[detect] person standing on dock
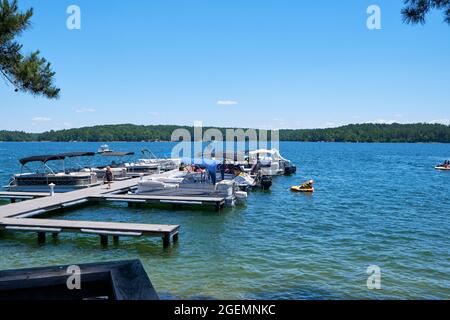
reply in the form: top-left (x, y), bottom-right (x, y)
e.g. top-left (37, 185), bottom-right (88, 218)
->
top-left (105, 166), bottom-right (113, 189)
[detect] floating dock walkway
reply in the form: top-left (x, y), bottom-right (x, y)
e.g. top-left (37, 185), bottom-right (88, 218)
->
top-left (0, 191), bottom-right (48, 201)
top-left (0, 218), bottom-right (179, 247)
top-left (0, 177), bottom-right (181, 248)
top-left (0, 177), bottom-right (142, 219)
top-left (94, 194), bottom-right (225, 209)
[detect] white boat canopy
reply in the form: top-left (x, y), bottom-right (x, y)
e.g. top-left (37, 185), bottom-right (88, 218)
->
top-left (248, 149), bottom-right (287, 161)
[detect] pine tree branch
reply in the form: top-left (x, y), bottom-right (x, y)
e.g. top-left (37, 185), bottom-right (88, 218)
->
top-left (0, 0), bottom-right (59, 98)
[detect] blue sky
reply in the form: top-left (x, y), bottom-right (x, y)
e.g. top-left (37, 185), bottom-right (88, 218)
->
top-left (0, 0), bottom-right (449, 132)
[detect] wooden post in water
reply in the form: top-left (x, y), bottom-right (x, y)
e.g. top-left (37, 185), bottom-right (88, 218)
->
top-left (173, 233), bottom-right (179, 243)
top-left (162, 234), bottom-right (170, 248)
top-left (37, 232), bottom-right (46, 244)
top-left (100, 235), bottom-right (108, 246)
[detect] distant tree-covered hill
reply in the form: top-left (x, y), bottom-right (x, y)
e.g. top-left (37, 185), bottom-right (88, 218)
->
top-left (0, 123), bottom-right (449, 143)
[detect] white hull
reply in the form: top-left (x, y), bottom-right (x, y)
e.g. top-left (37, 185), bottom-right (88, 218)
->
top-left (136, 171), bottom-right (246, 207)
top-left (248, 149), bottom-right (296, 176)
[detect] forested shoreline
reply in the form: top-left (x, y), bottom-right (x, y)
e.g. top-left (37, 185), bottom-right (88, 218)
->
top-left (1, 123), bottom-right (450, 143)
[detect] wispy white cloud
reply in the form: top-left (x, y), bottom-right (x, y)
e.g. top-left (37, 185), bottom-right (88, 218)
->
top-left (76, 108), bottom-right (96, 113)
top-left (148, 111), bottom-right (160, 117)
top-left (217, 100), bottom-right (238, 106)
top-left (32, 117), bottom-right (51, 123)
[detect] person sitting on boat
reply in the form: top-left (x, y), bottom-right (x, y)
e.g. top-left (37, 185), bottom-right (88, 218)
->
top-left (300, 180), bottom-right (314, 190)
top-left (105, 166), bottom-right (113, 189)
top-left (233, 167), bottom-right (243, 176)
top-left (195, 166), bottom-right (205, 173)
top-left (439, 160), bottom-right (449, 168)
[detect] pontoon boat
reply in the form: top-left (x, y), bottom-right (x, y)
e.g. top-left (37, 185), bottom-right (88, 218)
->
top-left (5, 152), bottom-right (100, 192)
top-left (136, 159), bottom-right (247, 207)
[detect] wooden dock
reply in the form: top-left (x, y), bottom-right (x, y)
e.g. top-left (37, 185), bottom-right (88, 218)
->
top-left (0, 217), bottom-right (179, 247)
top-left (0, 178), bottom-right (142, 219)
top-left (0, 177), bottom-right (180, 248)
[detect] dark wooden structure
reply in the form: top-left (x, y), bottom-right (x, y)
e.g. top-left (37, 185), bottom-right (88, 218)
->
top-left (0, 260), bottom-right (159, 300)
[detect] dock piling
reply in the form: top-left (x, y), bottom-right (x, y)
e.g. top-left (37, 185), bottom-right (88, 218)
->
top-left (100, 235), bottom-right (108, 246)
top-left (37, 232), bottom-right (46, 244)
top-left (162, 234), bottom-right (170, 248)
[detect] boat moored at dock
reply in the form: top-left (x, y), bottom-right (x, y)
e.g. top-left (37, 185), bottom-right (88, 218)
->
top-left (139, 148), bottom-right (181, 172)
top-left (98, 151), bottom-right (161, 177)
top-left (248, 149), bottom-right (296, 176)
top-left (4, 152), bottom-right (100, 193)
top-left (217, 163), bottom-right (272, 191)
top-left (136, 159), bottom-right (248, 207)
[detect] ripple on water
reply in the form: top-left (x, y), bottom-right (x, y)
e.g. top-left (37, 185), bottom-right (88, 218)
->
top-left (0, 142), bottom-right (449, 299)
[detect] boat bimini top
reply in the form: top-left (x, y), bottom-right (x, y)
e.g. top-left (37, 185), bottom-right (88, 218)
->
top-left (19, 152), bottom-right (96, 174)
top-left (19, 152), bottom-right (96, 166)
top-left (248, 149), bottom-right (288, 161)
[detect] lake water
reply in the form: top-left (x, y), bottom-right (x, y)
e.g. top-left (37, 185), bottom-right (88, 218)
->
top-left (0, 142), bottom-right (449, 299)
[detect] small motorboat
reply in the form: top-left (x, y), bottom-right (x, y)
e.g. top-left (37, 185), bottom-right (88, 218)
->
top-left (136, 170), bottom-right (246, 207)
top-left (217, 163), bottom-right (272, 191)
top-left (97, 144), bottom-right (113, 154)
top-left (140, 149), bottom-right (181, 172)
top-left (98, 151), bottom-right (161, 177)
top-left (435, 160), bottom-right (450, 171)
top-left (291, 180), bottom-right (314, 193)
top-left (247, 149), bottom-right (297, 176)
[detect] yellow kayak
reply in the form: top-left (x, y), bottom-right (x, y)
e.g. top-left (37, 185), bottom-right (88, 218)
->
top-left (291, 186), bottom-right (314, 193)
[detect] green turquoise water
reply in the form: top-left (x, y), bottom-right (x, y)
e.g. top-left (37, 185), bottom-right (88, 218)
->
top-left (0, 142), bottom-right (449, 299)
